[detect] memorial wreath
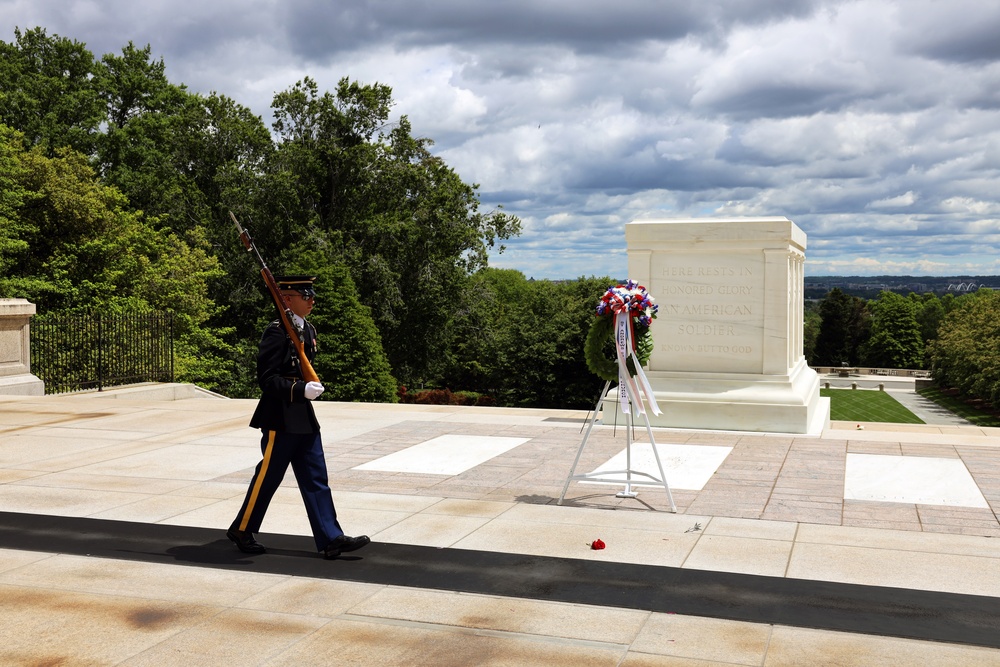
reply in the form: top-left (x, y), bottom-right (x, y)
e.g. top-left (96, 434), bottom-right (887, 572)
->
top-left (585, 280), bottom-right (658, 382)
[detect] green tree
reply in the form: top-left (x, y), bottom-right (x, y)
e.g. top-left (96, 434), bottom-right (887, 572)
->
top-left (803, 301), bottom-right (821, 362)
top-left (90, 42), bottom-right (279, 395)
top-left (1, 31), bottom-right (524, 403)
top-left (0, 27), bottom-right (105, 154)
top-left (436, 271), bottom-right (611, 409)
top-left (812, 288), bottom-right (870, 366)
top-left (94, 42), bottom-right (197, 216)
top-left (278, 242), bottom-right (397, 402)
top-left (537, 277), bottom-right (614, 409)
top-left (3, 142), bottom-right (148, 307)
top-left (0, 129), bottom-right (230, 389)
top-left (927, 289), bottom-right (1000, 408)
top-left (908, 292), bottom-right (945, 350)
top-left (94, 42), bottom-right (275, 248)
top-left (493, 275), bottom-right (609, 408)
top-left (859, 290), bottom-right (924, 369)
top-left (265, 77), bottom-right (520, 386)
top-left (437, 267), bottom-right (521, 397)
top-left (0, 125), bottom-right (31, 278)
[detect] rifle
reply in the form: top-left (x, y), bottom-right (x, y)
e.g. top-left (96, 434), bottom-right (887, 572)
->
top-left (230, 211), bottom-right (321, 383)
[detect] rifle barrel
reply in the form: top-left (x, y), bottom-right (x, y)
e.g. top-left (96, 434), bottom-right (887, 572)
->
top-left (229, 210), bottom-right (321, 383)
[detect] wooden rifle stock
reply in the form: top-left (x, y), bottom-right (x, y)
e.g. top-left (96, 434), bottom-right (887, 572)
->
top-left (230, 211), bottom-right (320, 384)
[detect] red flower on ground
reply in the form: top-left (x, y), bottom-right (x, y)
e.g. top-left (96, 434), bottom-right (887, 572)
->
top-left (591, 539), bottom-right (606, 550)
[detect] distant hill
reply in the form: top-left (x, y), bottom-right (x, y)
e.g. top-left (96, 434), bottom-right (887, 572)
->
top-left (804, 276), bottom-right (1000, 299)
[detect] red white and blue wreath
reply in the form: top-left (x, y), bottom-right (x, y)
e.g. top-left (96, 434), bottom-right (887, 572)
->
top-left (584, 280), bottom-right (661, 415)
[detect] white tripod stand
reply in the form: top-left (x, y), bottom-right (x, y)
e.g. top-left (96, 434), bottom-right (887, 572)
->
top-left (557, 379), bottom-right (677, 512)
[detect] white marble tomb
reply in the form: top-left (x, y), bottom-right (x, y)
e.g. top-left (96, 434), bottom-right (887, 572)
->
top-left (604, 217), bottom-right (829, 435)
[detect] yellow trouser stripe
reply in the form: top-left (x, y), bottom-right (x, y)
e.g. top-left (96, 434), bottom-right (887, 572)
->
top-left (238, 430), bottom-right (276, 531)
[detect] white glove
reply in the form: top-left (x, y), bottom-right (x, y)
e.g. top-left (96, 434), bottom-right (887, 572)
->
top-left (304, 381), bottom-right (325, 400)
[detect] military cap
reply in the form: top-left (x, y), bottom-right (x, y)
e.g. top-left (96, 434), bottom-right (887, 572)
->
top-left (275, 275), bottom-right (317, 297)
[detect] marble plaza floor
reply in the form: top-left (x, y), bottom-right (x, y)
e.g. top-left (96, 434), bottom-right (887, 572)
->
top-left (2, 384), bottom-right (1000, 665)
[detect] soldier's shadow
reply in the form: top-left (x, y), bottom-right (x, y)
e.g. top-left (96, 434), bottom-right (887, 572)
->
top-left (165, 540), bottom-right (311, 564)
top-left (164, 540), bottom-right (364, 564)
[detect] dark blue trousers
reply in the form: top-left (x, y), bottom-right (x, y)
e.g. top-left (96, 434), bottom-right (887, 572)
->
top-left (232, 430), bottom-right (344, 551)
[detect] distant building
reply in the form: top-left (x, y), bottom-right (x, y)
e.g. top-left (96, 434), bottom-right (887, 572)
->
top-left (805, 276), bottom-right (1000, 298)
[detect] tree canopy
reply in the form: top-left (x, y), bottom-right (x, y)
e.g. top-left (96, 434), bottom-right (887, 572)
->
top-left (859, 291), bottom-right (924, 369)
top-left (0, 28), bottom-right (104, 154)
top-left (260, 77), bottom-right (520, 384)
top-left (0, 123), bottom-right (232, 386)
top-left (927, 289), bottom-right (1000, 409)
top-left (811, 288), bottom-right (870, 366)
top-left (0, 27), bottom-right (524, 402)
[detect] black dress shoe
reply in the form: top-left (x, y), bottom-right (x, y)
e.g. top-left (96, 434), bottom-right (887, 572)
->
top-left (323, 534), bottom-right (370, 559)
top-left (227, 528), bottom-right (266, 554)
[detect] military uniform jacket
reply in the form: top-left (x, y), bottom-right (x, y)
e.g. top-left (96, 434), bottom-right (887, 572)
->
top-left (249, 319), bottom-right (321, 434)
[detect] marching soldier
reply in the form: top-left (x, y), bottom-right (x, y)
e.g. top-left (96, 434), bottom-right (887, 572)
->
top-left (227, 275), bottom-right (370, 559)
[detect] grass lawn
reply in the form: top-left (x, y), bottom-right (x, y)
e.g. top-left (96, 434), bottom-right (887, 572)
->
top-left (820, 388), bottom-right (924, 424)
top-left (916, 387), bottom-right (1000, 427)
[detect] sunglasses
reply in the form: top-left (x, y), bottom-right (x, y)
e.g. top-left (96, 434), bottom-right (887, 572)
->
top-left (281, 289), bottom-right (316, 301)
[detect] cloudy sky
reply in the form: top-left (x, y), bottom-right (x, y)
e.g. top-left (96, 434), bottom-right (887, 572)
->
top-left (4, 1), bottom-right (1000, 279)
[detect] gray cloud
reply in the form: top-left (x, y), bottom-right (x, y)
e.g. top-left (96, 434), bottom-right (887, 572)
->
top-left (280, 0), bottom-right (827, 58)
top-left (898, 0), bottom-right (1000, 64)
top-left (4, 0), bottom-right (1000, 279)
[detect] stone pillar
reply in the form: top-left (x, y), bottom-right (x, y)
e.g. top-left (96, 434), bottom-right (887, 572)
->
top-left (0, 299), bottom-right (44, 395)
top-left (611, 217), bottom-right (829, 434)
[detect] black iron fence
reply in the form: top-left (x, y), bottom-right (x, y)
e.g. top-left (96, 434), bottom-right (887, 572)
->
top-left (30, 311), bottom-right (174, 394)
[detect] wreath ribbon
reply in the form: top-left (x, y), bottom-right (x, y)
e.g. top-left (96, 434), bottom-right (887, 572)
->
top-left (584, 280), bottom-right (659, 417)
top-left (613, 311), bottom-right (661, 416)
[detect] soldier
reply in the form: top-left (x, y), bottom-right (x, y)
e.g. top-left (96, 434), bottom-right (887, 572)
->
top-left (227, 275), bottom-right (369, 559)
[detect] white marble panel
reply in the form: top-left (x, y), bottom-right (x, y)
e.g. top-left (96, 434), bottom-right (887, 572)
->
top-left (581, 442), bottom-right (732, 490)
top-left (844, 453), bottom-right (988, 508)
top-left (352, 435), bottom-right (529, 475)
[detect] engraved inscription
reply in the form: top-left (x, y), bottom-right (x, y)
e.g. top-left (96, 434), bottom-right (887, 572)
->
top-left (650, 256), bottom-right (764, 372)
top-left (663, 304), bottom-right (751, 316)
top-left (664, 344), bottom-right (753, 354)
top-left (676, 324), bottom-right (735, 336)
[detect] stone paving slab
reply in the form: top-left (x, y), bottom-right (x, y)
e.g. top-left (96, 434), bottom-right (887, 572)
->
top-left (317, 419), bottom-right (1000, 537)
top-left (4, 512), bottom-right (1000, 647)
top-left (3, 388), bottom-right (1000, 664)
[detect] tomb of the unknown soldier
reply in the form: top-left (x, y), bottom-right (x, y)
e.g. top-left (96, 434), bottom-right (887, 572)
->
top-left (609, 216), bottom-right (830, 435)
